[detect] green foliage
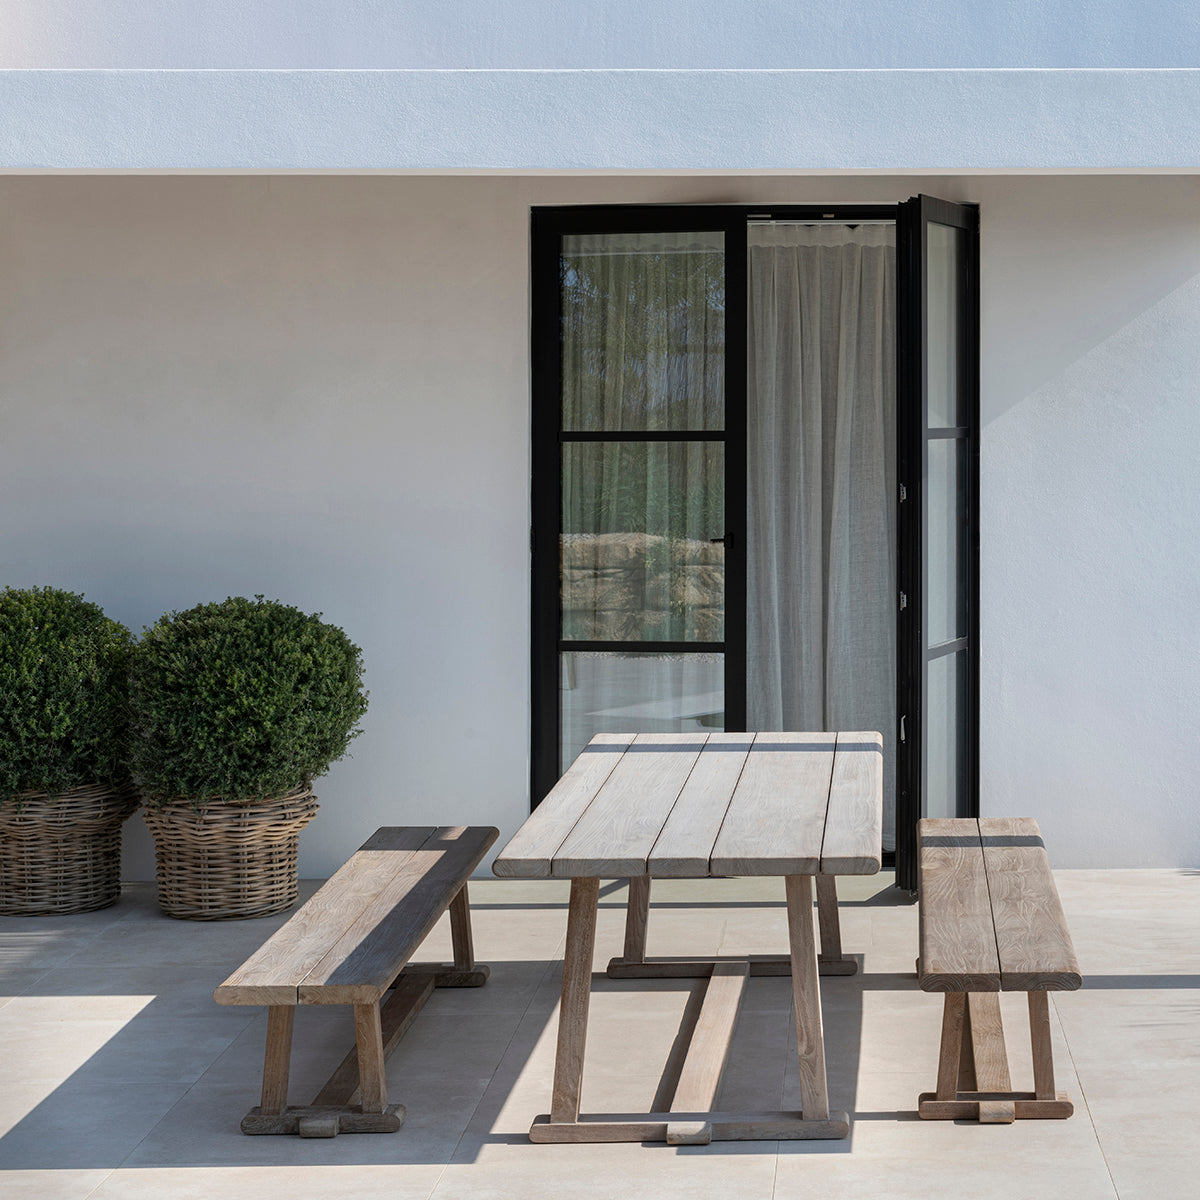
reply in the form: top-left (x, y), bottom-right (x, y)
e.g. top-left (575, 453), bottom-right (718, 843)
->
top-left (129, 596), bottom-right (368, 806)
top-left (0, 587), bottom-right (133, 803)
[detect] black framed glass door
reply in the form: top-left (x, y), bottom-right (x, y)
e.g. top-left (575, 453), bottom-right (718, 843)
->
top-left (895, 195), bottom-right (981, 890)
top-left (530, 207), bottom-right (747, 804)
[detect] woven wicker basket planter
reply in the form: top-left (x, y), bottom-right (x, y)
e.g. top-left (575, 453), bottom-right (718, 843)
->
top-left (142, 786), bottom-right (318, 921)
top-left (0, 781), bottom-right (139, 916)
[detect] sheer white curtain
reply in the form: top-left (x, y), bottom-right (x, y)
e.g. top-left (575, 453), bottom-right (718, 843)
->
top-left (747, 223), bottom-right (897, 847)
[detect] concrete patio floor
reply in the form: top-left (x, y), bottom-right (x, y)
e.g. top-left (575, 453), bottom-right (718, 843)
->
top-left (1, 868), bottom-right (1196, 1200)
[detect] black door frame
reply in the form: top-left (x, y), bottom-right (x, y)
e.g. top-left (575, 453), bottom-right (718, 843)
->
top-left (530, 202), bottom-right (979, 880)
top-left (895, 195), bottom-right (981, 891)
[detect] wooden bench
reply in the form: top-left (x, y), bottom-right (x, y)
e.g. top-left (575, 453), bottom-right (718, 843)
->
top-left (917, 817), bottom-right (1082, 1124)
top-left (214, 825), bottom-right (498, 1137)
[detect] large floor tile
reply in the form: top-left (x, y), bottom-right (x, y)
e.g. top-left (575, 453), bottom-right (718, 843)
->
top-left (88, 1164), bottom-right (446, 1200)
top-left (0, 1168), bottom-right (114, 1200)
top-left (0, 1077), bottom-right (193, 1170)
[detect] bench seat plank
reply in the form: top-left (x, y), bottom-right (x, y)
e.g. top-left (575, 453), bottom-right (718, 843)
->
top-left (917, 818), bottom-right (1001, 992)
top-left (214, 827), bottom-right (439, 1006)
top-left (978, 817), bottom-right (1082, 992)
top-left (299, 825), bottom-right (498, 1004)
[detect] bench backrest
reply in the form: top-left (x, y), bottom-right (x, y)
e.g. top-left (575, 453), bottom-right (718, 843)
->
top-left (215, 825), bottom-right (498, 1007)
top-left (919, 817), bottom-right (1081, 993)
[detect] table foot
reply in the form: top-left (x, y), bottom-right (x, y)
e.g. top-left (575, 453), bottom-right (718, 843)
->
top-left (606, 954), bottom-right (858, 979)
top-left (242, 1103), bottom-right (405, 1136)
top-left (529, 1110), bottom-right (850, 1143)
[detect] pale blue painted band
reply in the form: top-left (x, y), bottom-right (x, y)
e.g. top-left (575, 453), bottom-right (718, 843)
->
top-left (1, 69), bottom-right (1196, 172)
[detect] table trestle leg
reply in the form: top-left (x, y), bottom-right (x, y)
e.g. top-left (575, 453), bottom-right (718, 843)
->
top-left (622, 875), bottom-right (652, 964)
top-left (550, 876), bottom-right (601, 1125)
top-left (607, 873), bottom-right (856, 980)
top-left (814, 875), bottom-right (857, 975)
top-left (919, 989), bottom-right (1074, 1122)
top-left (786, 874), bottom-right (832, 1123)
top-left (532, 872), bottom-right (850, 1145)
top-left (449, 882), bottom-right (476, 970)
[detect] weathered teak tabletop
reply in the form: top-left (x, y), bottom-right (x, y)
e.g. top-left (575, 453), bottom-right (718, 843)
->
top-left (493, 730), bottom-right (883, 1145)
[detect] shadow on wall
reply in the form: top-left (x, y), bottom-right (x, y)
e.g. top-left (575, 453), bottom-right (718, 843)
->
top-left (979, 176), bottom-right (1200, 424)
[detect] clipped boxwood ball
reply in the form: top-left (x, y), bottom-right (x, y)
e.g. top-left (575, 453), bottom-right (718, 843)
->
top-left (130, 596), bottom-right (368, 806)
top-left (0, 587), bottom-right (133, 803)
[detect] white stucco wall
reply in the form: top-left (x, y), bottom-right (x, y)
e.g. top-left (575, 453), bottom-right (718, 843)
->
top-left (0, 172), bottom-right (1197, 876)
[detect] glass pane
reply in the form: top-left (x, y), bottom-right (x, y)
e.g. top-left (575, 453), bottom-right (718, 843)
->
top-left (926, 649), bottom-right (967, 819)
top-left (926, 222), bottom-right (963, 429)
top-left (562, 441), bottom-right (725, 641)
top-left (927, 437), bottom-right (967, 645)
top-left (561, 231), bottom-right (725, 432)
top-left (560, 651), bottom-right (724, 772)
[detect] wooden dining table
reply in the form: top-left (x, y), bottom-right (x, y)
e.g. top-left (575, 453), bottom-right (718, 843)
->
top-left (493, 730), bottom-right (883, 1145)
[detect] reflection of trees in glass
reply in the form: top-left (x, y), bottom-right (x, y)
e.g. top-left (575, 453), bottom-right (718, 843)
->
top-left (559, 235), bottom-right (727, 644)
top-left (562, 443), bottom-right (725, 643)
top-left (563, 442), bottom-right (723, 540)
top-left (561, 241), bottom-right (726, 432)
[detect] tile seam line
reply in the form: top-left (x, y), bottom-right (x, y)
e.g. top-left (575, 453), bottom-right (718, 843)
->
top-left (428, 953), bottom-right (562, 1194)
top-left (1053, 992), bottom-right (1122, 1200)
top-left (77, 1165), bottom-right (120, 1200)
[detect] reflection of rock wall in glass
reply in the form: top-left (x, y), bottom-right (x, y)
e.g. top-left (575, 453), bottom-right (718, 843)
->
top-left (560, 532), bottom-right (725, 643)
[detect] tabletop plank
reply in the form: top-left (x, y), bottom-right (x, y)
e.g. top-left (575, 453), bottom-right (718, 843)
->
top-left (552, 733), bottom-right (707, 877)
top-left (978, 817), bottom-right (1082, 992)
top-left (820, 731), bottom-right (884, 875)
top-left (709, 733), bottom-right (835, 876)
top-left (648, 733), bottom-right (755, 877)
top-left (492, 733), bottom-right (634, 878)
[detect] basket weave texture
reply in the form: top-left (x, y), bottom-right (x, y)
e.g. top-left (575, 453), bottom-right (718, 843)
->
top-left (0, 782), bottom-right (139, 916)
top-left (142, 787), bottom-right (318, 921)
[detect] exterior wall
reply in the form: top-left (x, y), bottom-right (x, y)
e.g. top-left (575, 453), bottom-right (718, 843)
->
top-left (2, 1), bottom-right (1196, 68)
top-left (3, 70), bottom-right (1197, 172)
top-left (0, 172), bottom-right (1197, 877)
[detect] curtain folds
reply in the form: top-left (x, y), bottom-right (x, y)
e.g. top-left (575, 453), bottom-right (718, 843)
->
top-left (747, 223), bottom-right (898, 848)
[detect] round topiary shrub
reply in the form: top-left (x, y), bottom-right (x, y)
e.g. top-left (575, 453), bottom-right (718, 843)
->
top-left (0, 586), bottom-right (138, 915)
top-left (0, 586), bottom-right (133, 803)
top-left (129, 595), bottom-right (368, 806)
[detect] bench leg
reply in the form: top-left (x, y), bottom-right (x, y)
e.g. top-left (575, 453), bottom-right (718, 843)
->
top-left (354, 1002), bottom-right (389, 1114)
top-left (449, 882), bottom-right (476, 970)
top-left (1028, 991), bottom-right (1056, 1099)
top-left (260, 1005), bottom-right (295, 1114)
top-left (935, 993), bottom-right (966, 1100)
top-left (919, 990), bottom-right (1074, 1122)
